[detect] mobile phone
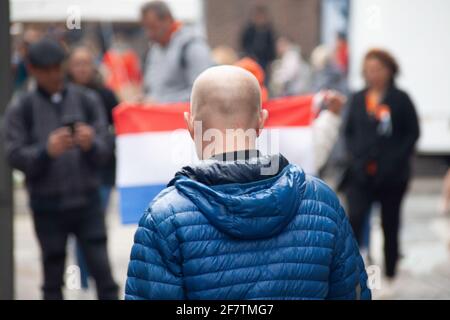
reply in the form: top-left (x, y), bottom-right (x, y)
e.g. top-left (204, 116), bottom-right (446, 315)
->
top-left (61, 116), bottom-right (80, 135)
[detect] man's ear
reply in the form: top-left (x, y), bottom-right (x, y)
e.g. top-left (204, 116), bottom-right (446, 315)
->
top-left (257, 109), bottom-right (269, 137)
top-left (184, 111), bottom-right (194, 139)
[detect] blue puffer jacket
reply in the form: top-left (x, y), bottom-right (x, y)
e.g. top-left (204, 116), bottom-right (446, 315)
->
top-left (125, 154), bottom-right (371, 300)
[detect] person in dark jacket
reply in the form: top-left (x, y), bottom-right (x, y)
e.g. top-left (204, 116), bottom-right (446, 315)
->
top-left (67, 45), bottom-right (119, 290)
top-left (3, 38), bottom-right (118, 300)
top-left (344, 49), bottom-right (420, 282)
top-left (241, 5), bottom-right (276, 76)
top-left (125, 66), bottom-right (370, 300)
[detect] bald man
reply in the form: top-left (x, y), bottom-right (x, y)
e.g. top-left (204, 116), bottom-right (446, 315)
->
top-left (185, 66), bottom-right (267, 160)
top-left (125, 66), bottom-right (371, 300)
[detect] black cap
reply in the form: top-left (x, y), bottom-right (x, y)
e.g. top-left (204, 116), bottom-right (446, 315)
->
top-left (27, 38), bottom-right (66, 68)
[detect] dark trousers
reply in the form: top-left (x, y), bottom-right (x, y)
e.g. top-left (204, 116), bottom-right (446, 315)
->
top-left (76, 185), bottom-right (113, 289)
top-left (345, 180), bottom-right (408, 278)
top-left (32, 197), bottom-right (119, 300)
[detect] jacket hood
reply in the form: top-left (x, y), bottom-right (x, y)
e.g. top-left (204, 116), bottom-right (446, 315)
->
top-left (170, 155), bottom-right (306, 240)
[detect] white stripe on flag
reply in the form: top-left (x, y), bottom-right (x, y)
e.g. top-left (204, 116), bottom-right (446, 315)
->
top-left (117, 127), bottom-right (316, 188)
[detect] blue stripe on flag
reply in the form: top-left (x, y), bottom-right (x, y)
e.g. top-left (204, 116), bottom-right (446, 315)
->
top-left (118, 184), bottom-right (166, 224)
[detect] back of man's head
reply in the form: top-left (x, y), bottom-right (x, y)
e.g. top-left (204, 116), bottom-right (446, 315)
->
top-left (190, 66), bottom-right (263, 131)
top-left (186, 66), bottom-right (268, 159)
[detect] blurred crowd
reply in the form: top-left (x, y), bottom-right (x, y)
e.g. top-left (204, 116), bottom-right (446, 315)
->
top-left (4, 0), bottom-right (449, 300)
top-left (10, 3), bottom-right (350, 104)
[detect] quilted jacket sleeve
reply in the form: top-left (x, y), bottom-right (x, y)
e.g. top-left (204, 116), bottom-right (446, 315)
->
top-left (327, 206), bottom-right (371, 300)
top-left (125, 208), bottom-right (185, 300)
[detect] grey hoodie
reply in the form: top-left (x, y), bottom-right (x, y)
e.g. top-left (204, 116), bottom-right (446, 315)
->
top-left (143, 26), bottom-right (214, 103)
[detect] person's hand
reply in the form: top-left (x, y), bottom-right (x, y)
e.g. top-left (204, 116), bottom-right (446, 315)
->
top-left (323, 90), bottom-right (347, 115)
top-left (47, 127), bottom-right (74, 158)
top-left (74, 123), bottom-right (95, 152)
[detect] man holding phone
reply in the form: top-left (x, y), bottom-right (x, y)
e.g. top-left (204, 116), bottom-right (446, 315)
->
top-left (3, 38), bottom-right (118, 300)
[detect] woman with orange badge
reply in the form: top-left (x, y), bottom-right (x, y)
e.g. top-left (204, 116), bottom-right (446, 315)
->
top-left (343, 49), bottom-right (420, 284)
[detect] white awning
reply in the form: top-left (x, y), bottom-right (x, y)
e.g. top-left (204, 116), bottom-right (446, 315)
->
top-left (10, 0), bottom-right (202, 22)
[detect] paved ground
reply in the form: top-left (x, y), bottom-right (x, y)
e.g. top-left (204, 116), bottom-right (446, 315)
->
top-left (13, 176), bottom-right (450, 300)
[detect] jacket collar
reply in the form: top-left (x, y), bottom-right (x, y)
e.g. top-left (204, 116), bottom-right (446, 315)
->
top-left (168, 151), bottom-right (290, 187)
top-left (36, 84), bottom-right (68, 104)
top-left (172, 161), bottom-right (305, 240)
top-left (210, 149), bottom-right (262, 162)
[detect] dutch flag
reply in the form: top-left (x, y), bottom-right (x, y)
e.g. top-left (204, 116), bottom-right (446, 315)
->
top-left (113, 95), bottom-right (316, 224)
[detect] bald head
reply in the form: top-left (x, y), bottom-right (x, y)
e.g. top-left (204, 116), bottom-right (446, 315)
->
top-left (186, 66), bottom-right (268, 159)
top-left (190, 66), bottom-right (263, 131)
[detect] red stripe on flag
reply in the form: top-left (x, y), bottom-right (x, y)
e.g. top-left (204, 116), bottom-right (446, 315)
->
top-left (113, 95), bottom-right (314, 135)
top-left (264, 95), bottom-right (314, 128)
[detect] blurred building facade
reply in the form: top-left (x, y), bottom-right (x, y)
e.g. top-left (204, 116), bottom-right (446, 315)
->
top-left (205, 0), bottom-right (321, 58)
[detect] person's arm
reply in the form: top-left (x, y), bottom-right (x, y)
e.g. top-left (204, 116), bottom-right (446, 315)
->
top-left (185, 39), bottom-right (214, 89)
top-left (142, 47), bottom-right (153, 98)
top-left (312, 91), bottom-right (346, 171)
top-left (125, 208), bottom-right (184, 300)
top-left (326, 206), bottom-right (371, 300)
top-left (343, 94), bottom-right (358, 158)
top-left (101, 88), bottom-right (120, 126)
top-left (79, 90), bottom-right (114, 166)
top-left (313, 110), bottom-right (342, 172)
top-left (388, 93), bottom-right (420, 168)
top-left (3, 98), bottom-right (52, 179)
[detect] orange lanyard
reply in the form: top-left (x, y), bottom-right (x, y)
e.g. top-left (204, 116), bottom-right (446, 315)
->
top-left (366, 92), bottom-right (390, 121)
top-left (161, 21), bottom-right (183, 46)
top-left (366, 91), bottom-right (379, 116)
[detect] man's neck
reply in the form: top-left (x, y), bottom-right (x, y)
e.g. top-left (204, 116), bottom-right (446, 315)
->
top-left (210, 149), bottom-right (261, 162)
top-left (201, 139), bottom-right (258, 160)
